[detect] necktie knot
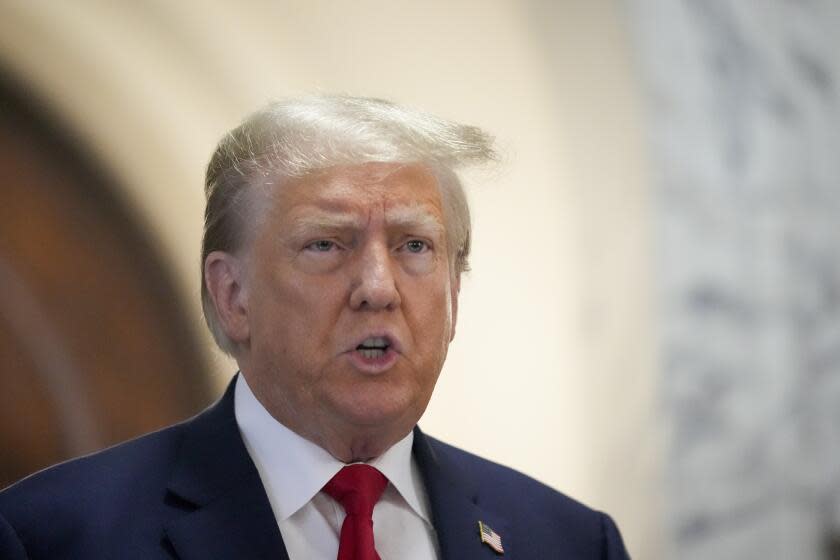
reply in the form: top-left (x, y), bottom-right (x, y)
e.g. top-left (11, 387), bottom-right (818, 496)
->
top-left (323, 464), bottom-right (388, 516)
top-left (323, 464), bottom-right (388, 560)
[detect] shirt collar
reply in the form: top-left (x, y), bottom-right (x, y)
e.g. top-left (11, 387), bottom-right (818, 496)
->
top-left (234, 373), bottom-right (431, 523)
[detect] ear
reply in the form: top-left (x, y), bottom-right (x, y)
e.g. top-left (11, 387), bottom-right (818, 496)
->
top-left (449, 271), bottom-right (461, 342)
top-left (204, 251), bottom-right (250, 344)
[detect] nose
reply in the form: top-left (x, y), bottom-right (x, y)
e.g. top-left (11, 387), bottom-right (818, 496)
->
top-left (349, 241), bottom-right (402, 311)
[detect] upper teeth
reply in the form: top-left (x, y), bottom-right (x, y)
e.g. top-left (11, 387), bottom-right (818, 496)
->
top-left (359, 337), bottom-right (389, 348)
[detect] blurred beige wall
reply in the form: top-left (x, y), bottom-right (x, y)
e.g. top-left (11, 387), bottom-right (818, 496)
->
top-left (0, 1), bottom-right (661, 556)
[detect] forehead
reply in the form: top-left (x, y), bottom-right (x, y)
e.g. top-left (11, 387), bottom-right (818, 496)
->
top-left (270, 162), bottom-right (445, 222)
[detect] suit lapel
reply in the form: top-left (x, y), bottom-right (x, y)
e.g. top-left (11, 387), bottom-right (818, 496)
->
top-left (162, 377), bottom-right (289, 560)
top-left (413, 428), bottom-right (512, 559)
top-left (157, 380), bottom-right (512, 559)
top-left (164, 484), bottom-right (288, 560)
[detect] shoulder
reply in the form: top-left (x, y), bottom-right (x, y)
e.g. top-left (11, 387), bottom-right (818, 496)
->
top-left (421, 434), bottom-right (630, 558)
top-left (0, 420), bottom-right (187, 556)
top-left (425, 434), bottom-right (593, 515)
top-left (0, 421), bottom-right (185, 511)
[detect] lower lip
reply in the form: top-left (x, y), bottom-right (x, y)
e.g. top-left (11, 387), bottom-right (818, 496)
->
top-left (346, 347), bottom-right (399, 373)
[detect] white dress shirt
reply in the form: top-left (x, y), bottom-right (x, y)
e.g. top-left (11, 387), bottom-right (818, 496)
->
top-left (234, 374), bottom-right (440, 560)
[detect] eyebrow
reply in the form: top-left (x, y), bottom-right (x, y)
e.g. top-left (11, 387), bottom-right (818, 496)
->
top-left (384, 206), bottom-right (445, 235)
top-left (286, 206), bottom-right (445, 239)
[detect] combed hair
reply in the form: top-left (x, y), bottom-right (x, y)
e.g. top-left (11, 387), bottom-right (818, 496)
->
top-left (202, 94), bottom-right (497, 354)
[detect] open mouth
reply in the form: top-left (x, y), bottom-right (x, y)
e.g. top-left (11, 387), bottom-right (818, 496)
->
top-left (355, 336), bottom-right (391, 359)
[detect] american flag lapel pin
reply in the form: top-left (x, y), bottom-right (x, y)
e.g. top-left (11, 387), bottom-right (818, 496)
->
top-left (478, 520), bottom-right (504, 555)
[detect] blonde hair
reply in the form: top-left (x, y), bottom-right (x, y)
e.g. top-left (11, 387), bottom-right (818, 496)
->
top-left (202, 95), bottom-right (496, 353)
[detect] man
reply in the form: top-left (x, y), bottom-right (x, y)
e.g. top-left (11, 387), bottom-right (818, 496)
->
top-left (0, 95), bottom-right (630, 558)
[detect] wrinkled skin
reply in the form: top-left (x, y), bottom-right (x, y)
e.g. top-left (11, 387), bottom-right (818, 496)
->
top-left (205, 162), bottom-right (460, 462)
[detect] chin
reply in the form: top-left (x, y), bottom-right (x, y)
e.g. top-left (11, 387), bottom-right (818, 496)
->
top-left (330, 390), bottom-right (421, 431)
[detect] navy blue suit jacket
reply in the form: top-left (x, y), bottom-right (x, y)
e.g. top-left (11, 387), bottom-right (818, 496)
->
top-left (0, 378), bottom-right (630, 559)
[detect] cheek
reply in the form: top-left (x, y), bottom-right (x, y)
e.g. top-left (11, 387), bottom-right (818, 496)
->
top-left (250, 270), bottom-right (335, 347)
top-left (410, 277), bottom-right (455, 347)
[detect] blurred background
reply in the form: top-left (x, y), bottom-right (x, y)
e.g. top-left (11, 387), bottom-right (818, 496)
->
top-left (1, 1), bottom-right (839, 558)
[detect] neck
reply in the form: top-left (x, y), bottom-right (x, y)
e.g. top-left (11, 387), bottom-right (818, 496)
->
top-left (308, 423), bottom-right (409, 464)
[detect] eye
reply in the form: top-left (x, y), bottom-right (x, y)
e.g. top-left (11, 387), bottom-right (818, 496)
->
top-left (306, 240), bottom-right (337, 252)
top-left (403, 239), bottom-right (429, 253)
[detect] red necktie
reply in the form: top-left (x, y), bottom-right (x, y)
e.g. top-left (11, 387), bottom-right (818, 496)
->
top-left (323, 464), bottom-right (389, 560)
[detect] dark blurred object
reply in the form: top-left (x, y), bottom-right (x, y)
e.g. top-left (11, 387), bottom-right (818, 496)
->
top-left (0, 73), bottom-right (214, 489)
top-left (828, 531), bottom-right (840, 560)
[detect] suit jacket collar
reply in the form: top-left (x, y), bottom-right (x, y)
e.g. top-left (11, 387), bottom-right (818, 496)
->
top-left (160, 376), bottom-right (511, 559)
top-left (413, 427), bottom-right (512, 559)
top-left (162, 377), bottom-right (289, 560)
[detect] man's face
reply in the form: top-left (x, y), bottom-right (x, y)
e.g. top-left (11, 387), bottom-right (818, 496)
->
top-left (235, 162), bottom-right (458, 460)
